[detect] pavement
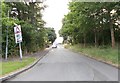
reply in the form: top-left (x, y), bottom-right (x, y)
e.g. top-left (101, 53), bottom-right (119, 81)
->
top-left (6, 45), bottom-right (119, 81)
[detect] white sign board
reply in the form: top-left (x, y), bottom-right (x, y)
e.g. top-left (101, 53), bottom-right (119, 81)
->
top-left (14, 25), bottom-right (22, 43)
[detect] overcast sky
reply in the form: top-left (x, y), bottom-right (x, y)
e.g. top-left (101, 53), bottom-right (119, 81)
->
top-left (42, 0), bottom-right (70, 37)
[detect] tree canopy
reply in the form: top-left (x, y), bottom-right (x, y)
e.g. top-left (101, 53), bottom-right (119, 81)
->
top-left (60, 2), bottom-right (120, 48)
top-left (45, 27), bottom-right (56, 43)
top-left (1, 1), bottom-right (54, 58)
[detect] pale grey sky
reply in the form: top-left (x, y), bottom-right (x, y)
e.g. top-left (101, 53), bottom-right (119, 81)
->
top-left (42, 0), bottom-right (70, 37)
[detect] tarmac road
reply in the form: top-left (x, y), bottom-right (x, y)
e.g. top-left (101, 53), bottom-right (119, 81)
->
top-left (9, 45), bottom-right (118, 81)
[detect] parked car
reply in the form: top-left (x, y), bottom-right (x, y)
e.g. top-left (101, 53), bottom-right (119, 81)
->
top-left (52, 44), bottom-right (57, 48)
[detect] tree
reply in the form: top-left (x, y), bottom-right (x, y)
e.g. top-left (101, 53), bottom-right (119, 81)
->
top-left (2, 1), bottom-right (48, 58)
top-left (60, 2), bottom-right (120, 48)
top-left (45, 28), bottom-right (56, 43)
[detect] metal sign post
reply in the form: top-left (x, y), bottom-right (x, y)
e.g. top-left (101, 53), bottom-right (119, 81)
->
top-left (19, 42), bottom-right (22, 60)
top-left (14, 25), bottom-right (23, 60)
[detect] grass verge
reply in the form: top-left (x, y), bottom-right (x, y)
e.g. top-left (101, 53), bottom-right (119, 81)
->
top-left (0, 57), bottom-right (36, 77)
top-left (64, 44), bottom-right (119, 67)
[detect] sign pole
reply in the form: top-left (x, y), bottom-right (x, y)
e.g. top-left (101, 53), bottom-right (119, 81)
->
top-left (19, 42), bottom-right (22, 60)
top-left (14, 25), bottom-right (23, 60)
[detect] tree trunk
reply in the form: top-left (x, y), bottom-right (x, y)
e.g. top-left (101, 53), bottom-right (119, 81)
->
top-left (102, 30), bottom-right (105, 46)
top-left (84, 34), bottom-right (86, 47)
top-left (94, 30), bottom-right (97, 48)
top-left (110, 20), bottom-right (115, 48)
top-left (30, 2), bottom-right (35, 24)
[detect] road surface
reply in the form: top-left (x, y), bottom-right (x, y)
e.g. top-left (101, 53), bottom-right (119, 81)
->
top-left (9, 45), bottom-right (118, 81)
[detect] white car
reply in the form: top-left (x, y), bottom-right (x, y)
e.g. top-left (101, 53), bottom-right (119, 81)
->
top-left (52, 44), bottom-right (57, 48)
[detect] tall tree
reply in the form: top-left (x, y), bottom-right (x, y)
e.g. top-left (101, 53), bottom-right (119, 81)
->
top-left (60, 2), bottom-right (120, 48)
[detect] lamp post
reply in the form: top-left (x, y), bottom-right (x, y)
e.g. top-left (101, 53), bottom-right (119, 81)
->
top-left (11, 8), bottom-right (18, 19)
top-left (5, 10), bottom-right (9, 60)
top-left (5, 8), bottom-right (19, 60)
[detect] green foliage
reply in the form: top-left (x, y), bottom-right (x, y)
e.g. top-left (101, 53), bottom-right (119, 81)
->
top-left (2, 2), bottom-right (48, 58)
top-left (66, 44), bottom-right (118, 66)
top-left (60, 2), bottom-right (120, 47)
top-left (2, 17), bottom-right (20, 56)
top-left (45, 28), bottom-right (56, 43)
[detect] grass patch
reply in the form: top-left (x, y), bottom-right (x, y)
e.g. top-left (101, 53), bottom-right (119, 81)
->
top-left (0, 57), bottom-right (36, 77)
top-left (65, 44), bottom-right (118, 66)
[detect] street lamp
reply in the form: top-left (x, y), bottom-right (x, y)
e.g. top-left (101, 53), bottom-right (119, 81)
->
top-left (11, 8), bottom-right (18, 19)
top-left (5, 8), bottom-right (19, 60)
top-left (110, 9), bottom-right (116, 17)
